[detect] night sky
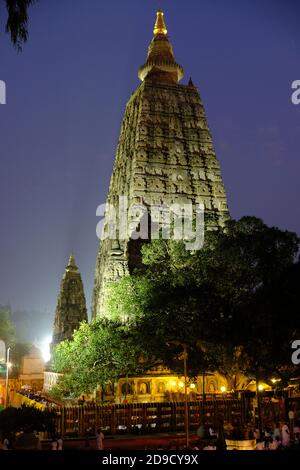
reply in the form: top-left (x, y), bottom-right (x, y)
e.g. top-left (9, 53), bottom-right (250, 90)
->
top-left (0, 0), bottom-right (299, 338)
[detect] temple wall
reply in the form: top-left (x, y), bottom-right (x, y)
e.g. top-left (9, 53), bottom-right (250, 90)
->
top-left (93, 82), bottom-right (230, 318)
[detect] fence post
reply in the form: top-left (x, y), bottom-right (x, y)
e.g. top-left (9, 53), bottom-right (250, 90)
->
top-left (61, 406), bottom-right (65, 438)
top-left (126, 404), bottom-right (131, 433)
top-left (111, 404), bottom-right (116, 434)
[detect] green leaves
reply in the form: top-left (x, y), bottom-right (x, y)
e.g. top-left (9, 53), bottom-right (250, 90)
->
top-left (51, 216), bottom-right (300, 396)
top-left (105, 275), bottom-right (152, 323)
top-left (105, 216), bottom-right (300, 386)
top-left (0, 307), bottom-right (15, 346)
top-left (51, 319), bottom-right (147, 397)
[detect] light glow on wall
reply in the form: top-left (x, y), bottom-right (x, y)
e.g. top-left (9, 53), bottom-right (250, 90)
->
top-left (39, 336), bottom-right (52, 362)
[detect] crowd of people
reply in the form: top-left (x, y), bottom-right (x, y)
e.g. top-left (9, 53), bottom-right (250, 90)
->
top-left (193, 419), bottom-right (300, 450)
top-left (49, 429), bottom-right (104, 450)
top-left (18, 389), bottom-right (57, 408)
top-left (1, 409), bottom-right (300, 451)
top-left (253, 421), bottom-right (300, 450)
top-left (50, 435), bottom-right (63, 450)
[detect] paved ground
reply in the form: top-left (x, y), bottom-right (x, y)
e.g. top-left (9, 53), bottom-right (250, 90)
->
top-left (41, 432), bottom-right (199, 450)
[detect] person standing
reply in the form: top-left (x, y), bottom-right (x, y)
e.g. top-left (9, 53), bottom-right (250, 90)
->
top-left (96, 429), bottom-right (104, 450)
top-left (2, 437), bottom-right (10, 450)
top-left (281, 422), bottom-right (290, 447)
top-left (263, 427), bottom-right (272, 448)
top-left (273, 422), bottom-right (281, 441)
top-left (269, 437), bottom-right (279, 450)
top-left (256, 440), bottom-right (265, 450)
top-left (51, 437), bottom-right (58, 450)
top-left (57, 435), bottom-right (63, 450)
top-left (294, 421), bottom-right (300, 444)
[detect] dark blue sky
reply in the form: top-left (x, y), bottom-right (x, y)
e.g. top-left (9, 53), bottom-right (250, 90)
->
top-left (0, 0), bottom-right (299, 335)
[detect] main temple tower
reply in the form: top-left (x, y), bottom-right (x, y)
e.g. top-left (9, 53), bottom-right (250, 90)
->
top-left (93, 10), bottom-right (230, 318)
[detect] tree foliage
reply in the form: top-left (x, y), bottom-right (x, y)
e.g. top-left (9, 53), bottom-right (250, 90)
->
top-left (10, 342), bottom-right (31, 378)
top-left (0, 307), bottom-right (32, 377)
top-left (107, 216), bottom-right (300, 386)
top-left (51, 217), bottom-right (300, 396)
top-left (0, 404), bottom-right (55, 436)
top-left (52, 319), bottom-right (149, 398)
top-left (3, 0), bottom-right (36, 50)
top-left (0, 306), bottom-right (15, 346)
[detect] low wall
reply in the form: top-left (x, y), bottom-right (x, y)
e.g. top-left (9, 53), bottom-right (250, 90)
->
top-left (10, 392), bottom-right (46, 410)
top-left (225, 439), bottom-right (256, 450)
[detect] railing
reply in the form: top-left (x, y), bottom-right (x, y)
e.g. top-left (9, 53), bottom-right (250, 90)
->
top-left (52, 398), bottom-right (247, 438)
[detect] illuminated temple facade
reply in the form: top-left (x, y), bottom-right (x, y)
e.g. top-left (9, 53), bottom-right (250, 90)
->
top-left (92, 10), bottom-right (230, 319)
top-left (45, 11), bottom-right (249, 401)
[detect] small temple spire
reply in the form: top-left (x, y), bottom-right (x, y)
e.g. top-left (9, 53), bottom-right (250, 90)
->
top-left (51, 254), bottom-right (87, 348)
top-left (153, 9), bottom-right (167, 35)
top-left (66, 253), bottom-right (78, 272)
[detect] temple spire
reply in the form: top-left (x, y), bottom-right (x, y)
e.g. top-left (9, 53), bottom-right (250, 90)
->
top-left (52, 254), bottom-right (87, 347)
top-left (66, 253), bottom-right (78, 272)
top-left (93, 9), bottom-right (230, 319)
top-left (153, 9), bottom-right (167, 35)
top-left (138, 9), bottom-right (184, 83)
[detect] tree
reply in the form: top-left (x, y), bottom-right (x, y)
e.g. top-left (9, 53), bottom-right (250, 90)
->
top-left (0, 404), bottom-right (55, 437)
top-left (0, 306), bottom-right (15, 346)
top-left (105, 274), bottom-right (152, 323)
top-left (51, 319), bottom-right (149, 398)
top-left (2, 0), bottom-right (36, 50)
top-left (51, 216), bottom-right (300, 403)
top-left (106, 216), bottom-right (300, 387)
top-left (10, 342), bottom-right (31, 378)
top-left (234, 261), bottom-right (300, 385)
top-left (0, 307), bottom-right (32, 378)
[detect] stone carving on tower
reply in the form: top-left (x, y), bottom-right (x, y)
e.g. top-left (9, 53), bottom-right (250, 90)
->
top-left (52, 254), bottom-right (88, 347)
top-left (93, 10), bottom-right (230, 318)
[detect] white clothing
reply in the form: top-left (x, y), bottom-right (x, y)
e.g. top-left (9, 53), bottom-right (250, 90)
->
top-left (2, 438), bottom-right (9, 450)
top-left (57, 438), bottom-right (63, 450)
top-left (51, 440), bottom-right (58, 450)
top-left (281, 424), bottom-right (290, 447)
top-left (273, 427), bottom-right (280, 438)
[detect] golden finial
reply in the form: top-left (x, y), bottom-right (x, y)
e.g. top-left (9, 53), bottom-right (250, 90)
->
top-left (153, 9), bottom-right (167, 35)
top-left (66, 253), bottom-right (78, 271)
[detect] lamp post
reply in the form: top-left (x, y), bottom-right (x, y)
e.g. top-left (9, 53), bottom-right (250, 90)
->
top-left (167, 340), bottom-right (189, 448)
top-left (255, 374), bottom-right (263, 439)
top-left (182, 345), bottom-right (189, 449)
top-left (5, 346), bottom-right (11, 408)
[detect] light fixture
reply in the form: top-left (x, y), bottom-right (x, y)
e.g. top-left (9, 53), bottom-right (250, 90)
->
top-left (170, 380), bottom-right (177, 387)
top-left (178, 381), bottom-right (184, 388)
top-left (39, 336), bottom-right (52, 362)
top-left (271, 378), bottom-right (281, 384)
top-left (258, 384), bottom-right (264, 391)
top-left (189, 383), bottom-right (196, 389)
top-left (220, 386), bottom-right (227, 393)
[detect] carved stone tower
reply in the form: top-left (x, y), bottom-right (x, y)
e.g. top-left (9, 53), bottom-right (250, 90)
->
top-left (52, 254), bottom-right (88, 346)
top-left (93, 10), bottom-right (230, 318)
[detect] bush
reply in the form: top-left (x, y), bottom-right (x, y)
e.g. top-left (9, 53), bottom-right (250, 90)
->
top-left (0, 404), bottom-right (55, 437)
